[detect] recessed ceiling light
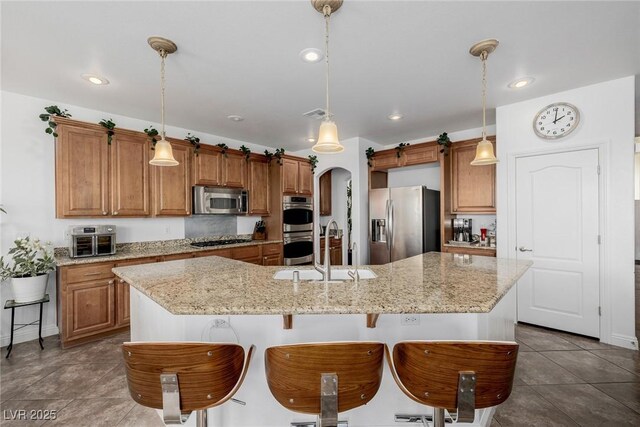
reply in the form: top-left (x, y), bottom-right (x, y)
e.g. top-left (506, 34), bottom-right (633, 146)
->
top-left (307, 137), bottom-right (316, 143)
top-left (81, 73), bottom-right (109, 85)
top-left (508, 77), bottom-right (535, 89)
top-left (299, 48), bottom-right (323, 63)
top-left (227, 115), bottom-right (244, 122)
top-left (388, 114), bottom-right (403, 121)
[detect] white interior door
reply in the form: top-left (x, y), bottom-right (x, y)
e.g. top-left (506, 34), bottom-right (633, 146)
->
top-left (516, 149), bottom-right (600, 337)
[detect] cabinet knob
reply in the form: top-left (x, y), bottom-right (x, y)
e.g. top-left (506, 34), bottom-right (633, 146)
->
top-left (113, 211), bottom-right (119, 216)
top-left (108, 279), bottom-right (115, 285)
top-left (119, 279), bottom-right (125, 284)
top-left (102, 211), bottom-right (108, 216)
top-left (186, 211), bottom-right (191, 215)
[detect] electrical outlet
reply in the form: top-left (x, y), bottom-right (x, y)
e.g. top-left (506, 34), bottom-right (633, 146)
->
top-left (211, 316), bottom-right (230, 328)
top-left (401, 315), bottom-right (420, 326)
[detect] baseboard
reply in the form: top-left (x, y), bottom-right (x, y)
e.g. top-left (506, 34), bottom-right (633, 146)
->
top-left (0, 324), bottom-right (59, 348)
top-left (608, 333), bottom-right (639, 350)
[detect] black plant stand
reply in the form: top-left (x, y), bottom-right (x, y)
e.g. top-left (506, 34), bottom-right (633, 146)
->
top-left (4, 294), bottom-right (49, 358)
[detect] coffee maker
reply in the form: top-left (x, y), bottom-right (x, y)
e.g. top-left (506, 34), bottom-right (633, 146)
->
top-left (452, 218), bottom-right (472, 242)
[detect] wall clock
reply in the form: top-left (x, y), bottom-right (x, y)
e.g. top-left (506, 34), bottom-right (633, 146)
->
top-left (533, 102), bottom-right (580, 139)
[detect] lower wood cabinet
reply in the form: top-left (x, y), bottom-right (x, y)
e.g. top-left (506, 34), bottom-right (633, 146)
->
top-left (64, 278), bottom-right (116, 340)
top-left (319, 237), bottom-right (343, 265)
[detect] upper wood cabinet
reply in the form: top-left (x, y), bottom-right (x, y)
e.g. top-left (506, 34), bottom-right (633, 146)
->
top-left (319, 170), bottom-right (332, 215)
top-left (371, 143), bottom-right (438, 171)
top-left (248, 156), bottom-right (270, 215)
top-left (282, 157), bottom-right (313, 196)
top-left (151, 140), bottom-right (192, 216)
top-left (450, 138), bottom-right (496, 214)
top-left (110, 133), bottom-right (150, 217)
top-left (55, 119), bottom-right (149, 218)
top-left (193, 145), bottom-right (222, 186)
top-left (223, 151), bottom-right (247, 188)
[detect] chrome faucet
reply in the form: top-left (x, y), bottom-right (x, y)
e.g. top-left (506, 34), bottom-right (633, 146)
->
top-left (348, 242), bottom-right (359, 284)
top-left (314, 219), bottom-right (339, 283)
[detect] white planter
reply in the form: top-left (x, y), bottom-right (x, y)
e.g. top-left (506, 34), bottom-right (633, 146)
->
top-left (11, 274), bottom-right (48, 303)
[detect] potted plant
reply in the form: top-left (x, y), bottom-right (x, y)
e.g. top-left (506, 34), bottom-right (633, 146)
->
top-left (0, 237), bottom-right (56, 303)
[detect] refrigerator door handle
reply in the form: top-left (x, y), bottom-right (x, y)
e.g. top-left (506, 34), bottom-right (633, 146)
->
top-left (388, 200), bottom-right (394, 252)
top-left (385, 200), bottom-right (391, 252)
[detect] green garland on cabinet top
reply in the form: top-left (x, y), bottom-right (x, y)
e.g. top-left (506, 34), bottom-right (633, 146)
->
top-left (99, 119), bottom-right (116, 145)
top-left (39, 105), bottom-right (71, 139)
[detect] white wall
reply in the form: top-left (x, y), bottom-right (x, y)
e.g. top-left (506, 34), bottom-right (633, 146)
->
top-left (496, 76), bottom-right (637, 349)
top-left (0, 91), bottom-right (274, 346)
top-left (387, 163), bottom-right (441, 190)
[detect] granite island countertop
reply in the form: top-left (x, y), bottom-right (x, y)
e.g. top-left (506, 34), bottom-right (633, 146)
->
top-left (55, 237), bottom-right (283, 266)
top-left (112, 252), bottom-right (531, 316)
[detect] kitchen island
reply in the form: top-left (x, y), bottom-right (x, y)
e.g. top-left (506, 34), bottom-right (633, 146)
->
top-left (113, 253), bottom-right (530, 427)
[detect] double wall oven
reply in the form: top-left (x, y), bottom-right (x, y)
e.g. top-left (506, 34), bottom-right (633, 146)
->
top-left (282, 196), bottom-right (314, 265)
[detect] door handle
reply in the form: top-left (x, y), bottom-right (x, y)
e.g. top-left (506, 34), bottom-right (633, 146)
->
top-left (385, 200), bottom-right (391, 251)
top-left (518, 246), bottom-right (533, 252)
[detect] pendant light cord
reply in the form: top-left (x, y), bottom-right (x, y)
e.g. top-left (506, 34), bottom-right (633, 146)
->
top-left (159, 49), bottom-right (167, 139)
top-left (324, 5), bottom-right (331, 120)
top-left (481, 50), bottom-right (487, 140)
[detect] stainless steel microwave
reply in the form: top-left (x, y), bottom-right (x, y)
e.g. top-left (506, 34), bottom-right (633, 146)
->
top-left (192, 186), bottom-right (248, 215)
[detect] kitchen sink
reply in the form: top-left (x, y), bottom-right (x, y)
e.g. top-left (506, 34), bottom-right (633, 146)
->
top-left (273, 268), bottom-right (377, 281)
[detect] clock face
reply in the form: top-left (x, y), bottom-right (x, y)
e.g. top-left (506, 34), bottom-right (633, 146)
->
top-left (533, 103), bottom-right (580, 139)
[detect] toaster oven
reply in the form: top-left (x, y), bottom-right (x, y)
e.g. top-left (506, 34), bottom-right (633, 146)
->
top-left (68, 225), bottom-right (116, 258)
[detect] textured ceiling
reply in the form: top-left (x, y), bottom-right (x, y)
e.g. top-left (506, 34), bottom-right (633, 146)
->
top-left (3, 1), bottom-right (639, 149)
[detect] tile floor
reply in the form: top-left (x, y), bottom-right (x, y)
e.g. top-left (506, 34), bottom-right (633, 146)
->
top-left (1, 324), bottom-right (639, 426)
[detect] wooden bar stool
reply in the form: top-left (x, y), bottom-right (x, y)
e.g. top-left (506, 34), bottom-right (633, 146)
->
top-left (387, 341), bottom-right (518, 427)
top-left (265, 342), bottom-right (385, 427)
top-left (122, 342), bottom-right (254, 426)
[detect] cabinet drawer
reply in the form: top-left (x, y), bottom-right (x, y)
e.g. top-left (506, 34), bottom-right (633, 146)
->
top-left (162, 252), bottom-right (195, 261)
top-left (115, 256), bottom-right (159, 267)
top-left (65, 262), bottom-right (115, 284)
top-left (241, 256), bottom-right (263, 265)
top-left (261, 244), bottom-right (282, 256)
top-left (194, 249), bottom-right (232, 259)
top-left (232, 245), bottom-right (260, 260)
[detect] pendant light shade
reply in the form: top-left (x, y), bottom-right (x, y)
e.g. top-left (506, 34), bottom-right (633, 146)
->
top-left (148, 36), bottom-right (178, 167)
top-left (313, 120), bottom-right (343, 153)
top-left (150, 138), bottom-right (179, 166)
top-left (311, 1), bottom-right (344, 154)
top-left (470, 138), bottom-right (497, 166)
top-left (469, 39), bottom-right (499, 166)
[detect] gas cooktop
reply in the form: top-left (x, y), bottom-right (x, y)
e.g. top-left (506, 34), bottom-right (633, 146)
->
top-left (191, 239), bottom-right (250, 248)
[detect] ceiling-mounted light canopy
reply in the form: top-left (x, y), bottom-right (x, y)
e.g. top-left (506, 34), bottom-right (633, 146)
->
top-left (469, 39), bottom-right (499, 166)
top-left (311, 0), bottom-right (345, 154)
top-left (148, 36), bottom-right (179, 167)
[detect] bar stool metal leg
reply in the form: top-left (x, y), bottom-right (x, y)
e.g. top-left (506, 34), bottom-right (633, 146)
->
top-left (6, 307), bottom-right (15, 358)
top-left (38, 301), bottom-right (44, 350)
top-left (433, 408), bottom-right (445, 427)
top-left (195, 409), bottom-right (207, 427)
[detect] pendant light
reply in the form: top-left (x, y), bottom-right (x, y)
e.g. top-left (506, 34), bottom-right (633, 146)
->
top-left (148, 36), bottom-right (179, 166)
top-left (311, 0), bottom-right (344, 154)
top-left (469, 39), bottom-right (499, 166)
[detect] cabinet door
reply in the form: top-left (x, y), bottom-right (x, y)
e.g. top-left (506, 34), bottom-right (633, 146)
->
top-left (263, 254), bottom-right (282, 266)
top-left (371, 151), bottom-right (399, 171)
top-left (282, 158), bottom-right (299, 194)
top-left (404, 145), bottom-right (438, 166)
top-left (110, 133), bottom-right (150, 217)
top-left (193, 146), bottom-right (222, 186)
top-left (451, 141), bottom-right (496, 213)
top-left (56, 124), bottom-right (109, 217)
top-left (151, 142), bottom-right (192, 216)
top-left (319, 170), bottom-right (332, 215)
top-left (162, 253), bottom-right (195, 261)
top-left (65, 279), bottom-right (116, 340)
top-left (223, 151), bottom-right (247, 188)
top-left (298, 161), bottom-right (313, 196)
top-left (248, 158), bottom-right (270, 215)
top-left (330, 247), bottom-right (343, 266)
top-left (116, 278), bottom-right (130, 327)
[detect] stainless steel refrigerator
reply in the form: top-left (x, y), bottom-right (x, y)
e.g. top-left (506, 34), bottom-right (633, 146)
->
top-left (369, 186), bottom-right (440, 264)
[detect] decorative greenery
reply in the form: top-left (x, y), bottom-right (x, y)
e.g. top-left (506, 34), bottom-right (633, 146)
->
top-left (240, 145), bottom-right (251, 162)
top-left (274, 148), bottom-right (285, 165)
top-left (395, 142), bottom-right (410, 158)
top-left (264, 150), bottom-right (274, 164)
top-left (99, 119), bottom-right (116, 145)
top-left (365, 147), bottom-right (375, 167)
top-left (39, 105), bottom-right (71, 139)
top-left (308, 155), bottom-right (318, 173)
top-left (144, 126), bottom-right (159, 149)
top-left (437, 132), bottom-right (452, 155)
top-left (0, 237), bottom-right (56, 281)
top-left (0, 207), bottom-right (6, 214)
top-left (185, 133), bottom-right (201, 156)
top-left (217, 143), bottom-right (229, 157)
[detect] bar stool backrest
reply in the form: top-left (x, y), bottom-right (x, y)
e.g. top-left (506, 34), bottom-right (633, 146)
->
top-left (122, 342), bottom-right (252, 412)
top-left (265, 342), bottom-right (385, 414)
top-left (390, 341), bottom-right (518, 410)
